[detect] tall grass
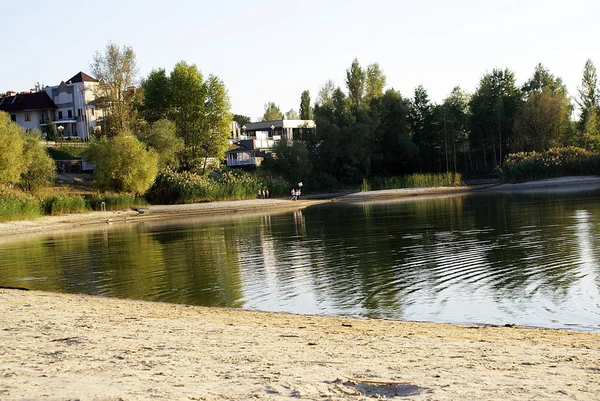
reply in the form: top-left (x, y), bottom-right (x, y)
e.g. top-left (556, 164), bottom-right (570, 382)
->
top-left (502, 147), bottom-right (600, 181)
top-left (87, 194), bottom-right (148, 211)
top-left (147, 168), bottom-right (289, 204)
top-left (42, 194), bottom-right (88, 215)
top-left (361, 173), bottom-right (463, 192)
top-left (0, 191), bottom-right (42, 222)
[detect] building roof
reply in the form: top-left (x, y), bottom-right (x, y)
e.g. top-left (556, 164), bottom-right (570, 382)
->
top-left (0, 92), bottom-right (57, 113)
top-left (243, 119), bottom-right (316, 131)
top-left (67, 72), bottom-right (98, 83)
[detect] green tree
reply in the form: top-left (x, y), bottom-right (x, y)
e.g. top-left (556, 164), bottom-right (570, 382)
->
top-left (365, 63), bottom-right (386, 104)
top-left (300, 90), bottom-right (313, 120)
top-left (0, 112), bottom-right (25, 186)
top-left (141, 68), bottom-right (171, 123)
top-left (346, 58), bottom-right (366, 107)
top-left (46, 116), bottom-right (58, 141)
top-left (169, 61), bottom-right (205, 164)
top-left (138, 119), bottom-right (183, 169)
top-left (316, 80), bottom-right (335, 108)
top-left (86, 131), bottom-right (158, 195)
top-left (90, 42), bottom-right (138, 137)
top-left (285, 108), bottom-right (299, 120)
top-left (469, 68), bottom-right (521, 170)
top-left (409, 85), bottom-right (437, 171)
top-left (198, 75), bottom-right (231, 174)
top-left (576, 59), bottom-right (599, 136)
top-left (441, 87), bottom-right (471, 173)
top-left (19, 131), bottom-right (56, 192)
top-left (515, 65), bottom-right (571, 152)
top-left (583, 108), bottom-right (600, 150)
top-left (232, 114), bottom-right (251, 125)
top-left (263, 139), bottom-right (312, 184)
top-left (261, 102), bottom-right (283, 121)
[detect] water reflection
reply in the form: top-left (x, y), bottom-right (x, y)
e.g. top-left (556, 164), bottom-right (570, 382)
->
top-left (1, 190), bottom-right (599, 331)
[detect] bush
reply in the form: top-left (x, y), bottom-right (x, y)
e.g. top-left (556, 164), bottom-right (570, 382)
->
top-left (502, 147), bottom-right (600, 181)
top-left (86, 131), bottom-right (159, 195)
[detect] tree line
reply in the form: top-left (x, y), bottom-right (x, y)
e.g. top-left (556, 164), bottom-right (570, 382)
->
top-left (261, 58), bottom-right (600, 187)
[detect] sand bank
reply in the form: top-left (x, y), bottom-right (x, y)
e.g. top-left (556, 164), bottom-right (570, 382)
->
top-left (1, 289), bottom-right (598, 400)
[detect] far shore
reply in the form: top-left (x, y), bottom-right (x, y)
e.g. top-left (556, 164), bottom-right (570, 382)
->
top-left (1, 176), bottom-right (600, 239)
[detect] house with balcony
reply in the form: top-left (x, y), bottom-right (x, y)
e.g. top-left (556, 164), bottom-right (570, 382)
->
top-left (0, 91), bottom-right (57, 131)
top-left (0, 72), bottom-right (103, 140)
top-left (226, 119), bottom-right (315, 168)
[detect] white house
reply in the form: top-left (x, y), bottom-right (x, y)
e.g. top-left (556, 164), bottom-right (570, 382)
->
top-left (0, 72), bottom-right (103, 140)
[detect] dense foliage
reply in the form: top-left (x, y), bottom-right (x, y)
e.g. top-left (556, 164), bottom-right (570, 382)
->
top-left (501, 147), bottom-right (600, 181)
top-left (146, 168), bottom-right (289, 204)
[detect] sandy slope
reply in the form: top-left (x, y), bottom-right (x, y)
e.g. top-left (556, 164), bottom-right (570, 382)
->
top-left (1, 290), bottom-right (598, 400)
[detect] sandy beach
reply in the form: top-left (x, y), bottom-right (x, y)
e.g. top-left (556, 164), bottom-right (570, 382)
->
top-left (1, 289), bottom-right (599, 400)
top-left (1, 177), bottom-right (600, 399)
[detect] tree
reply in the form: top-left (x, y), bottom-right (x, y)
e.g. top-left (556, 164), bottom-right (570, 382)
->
top-left (232, 114), bottom-right (251, 125)
top-left (285, 109), bottom-right (299, 120)
top-left (522, 63), bottom-right (566, 95)
top-left (514, 65), bottom-right (571, 152)
top-left (316, 80), bottom-right (335, 108)
top-left (369, 89), bottom-right (416, 175)
top-left (583, 108), bottom-right (600, 150)
top-left (138, 119), bottom-right (183, 170)
top-left (46, 116), bottom-right (58, 141)
top-left (86, 131), bottom-right (158, 195)
top-left (141, 68), bottom-right (171, 123)
top-left (0, 112), bottom-right (26, 186)
top-left (409, 85), bottom-right (436, 171)
top-left (576, 59), bottom-right (599, 135)
top-left (365, 63), bottom-right (386, 104)
top-left (198, 75), bottom-right (231, 174)
top-left (90, 42), bottom-right (138, 137)
top-left (346, 58), bottom-right (366, 107)
top-left (19, 131), bottom-right (56, 192)
top-left (169, 61), bottom-right (205, 163)
top-left (441, 87), bottom-right (471, 173)
top-left (469, 68), bottom-right (521, 170)
top-left (263, 139), bottom-right (312, 184)
top-left (300, 90), bottom-right (313, 120)
top-left (262, 102), bottom-right (283, 121)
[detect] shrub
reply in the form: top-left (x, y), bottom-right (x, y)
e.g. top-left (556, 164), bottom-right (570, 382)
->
top-left (502, 147), bottom-right (600, 181)
top-left (86, 131), bottom-right (159, 195)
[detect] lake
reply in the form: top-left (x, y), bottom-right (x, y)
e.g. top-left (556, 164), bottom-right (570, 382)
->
top-left (1, 190), bottom-right (599, 331)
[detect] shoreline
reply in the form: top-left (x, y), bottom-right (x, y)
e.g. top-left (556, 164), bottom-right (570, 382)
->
top-left (3, 176), bottom-right (600, 239)
top-left (1, 289), bottom-right (598, 400)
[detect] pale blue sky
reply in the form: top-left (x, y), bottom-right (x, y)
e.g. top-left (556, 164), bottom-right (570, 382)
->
top-left (2, 0), bottom-right (598, 120)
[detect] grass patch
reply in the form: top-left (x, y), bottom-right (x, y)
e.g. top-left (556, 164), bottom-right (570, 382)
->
top-left (42, 194), bottom-right (88, 215)
top-left (47, 145), bottom-right (87, 160)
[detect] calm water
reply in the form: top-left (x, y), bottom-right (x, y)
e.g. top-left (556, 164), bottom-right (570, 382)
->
top-left (1, 191), bottom-right (599, 331)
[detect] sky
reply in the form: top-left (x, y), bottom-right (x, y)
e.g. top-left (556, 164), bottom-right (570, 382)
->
top-left (2, 0), bottom-right (599, 121)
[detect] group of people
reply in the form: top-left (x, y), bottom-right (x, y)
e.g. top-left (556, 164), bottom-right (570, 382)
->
top-left (257, 188), bottom-right (270, 199)
top-left (291, 181), bottom-right (303, 201)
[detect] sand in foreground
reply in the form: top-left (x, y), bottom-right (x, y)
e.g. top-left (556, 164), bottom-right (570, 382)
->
top-left (1, 290), bottom-right (598, 400)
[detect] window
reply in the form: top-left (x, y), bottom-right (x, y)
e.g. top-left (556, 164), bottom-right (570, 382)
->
top-left (10, 114), bottom-right (16, 122)
top-left (58, 111), bottom-right (63, 119)
top-left (77, 108), bottom-right (81, 117)
top-left (68, 110), bottom-right (72, 118)
top-left (91, 108), bottom-right (95, 116)
top-left (25, 113), bottom-right (31, 122)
